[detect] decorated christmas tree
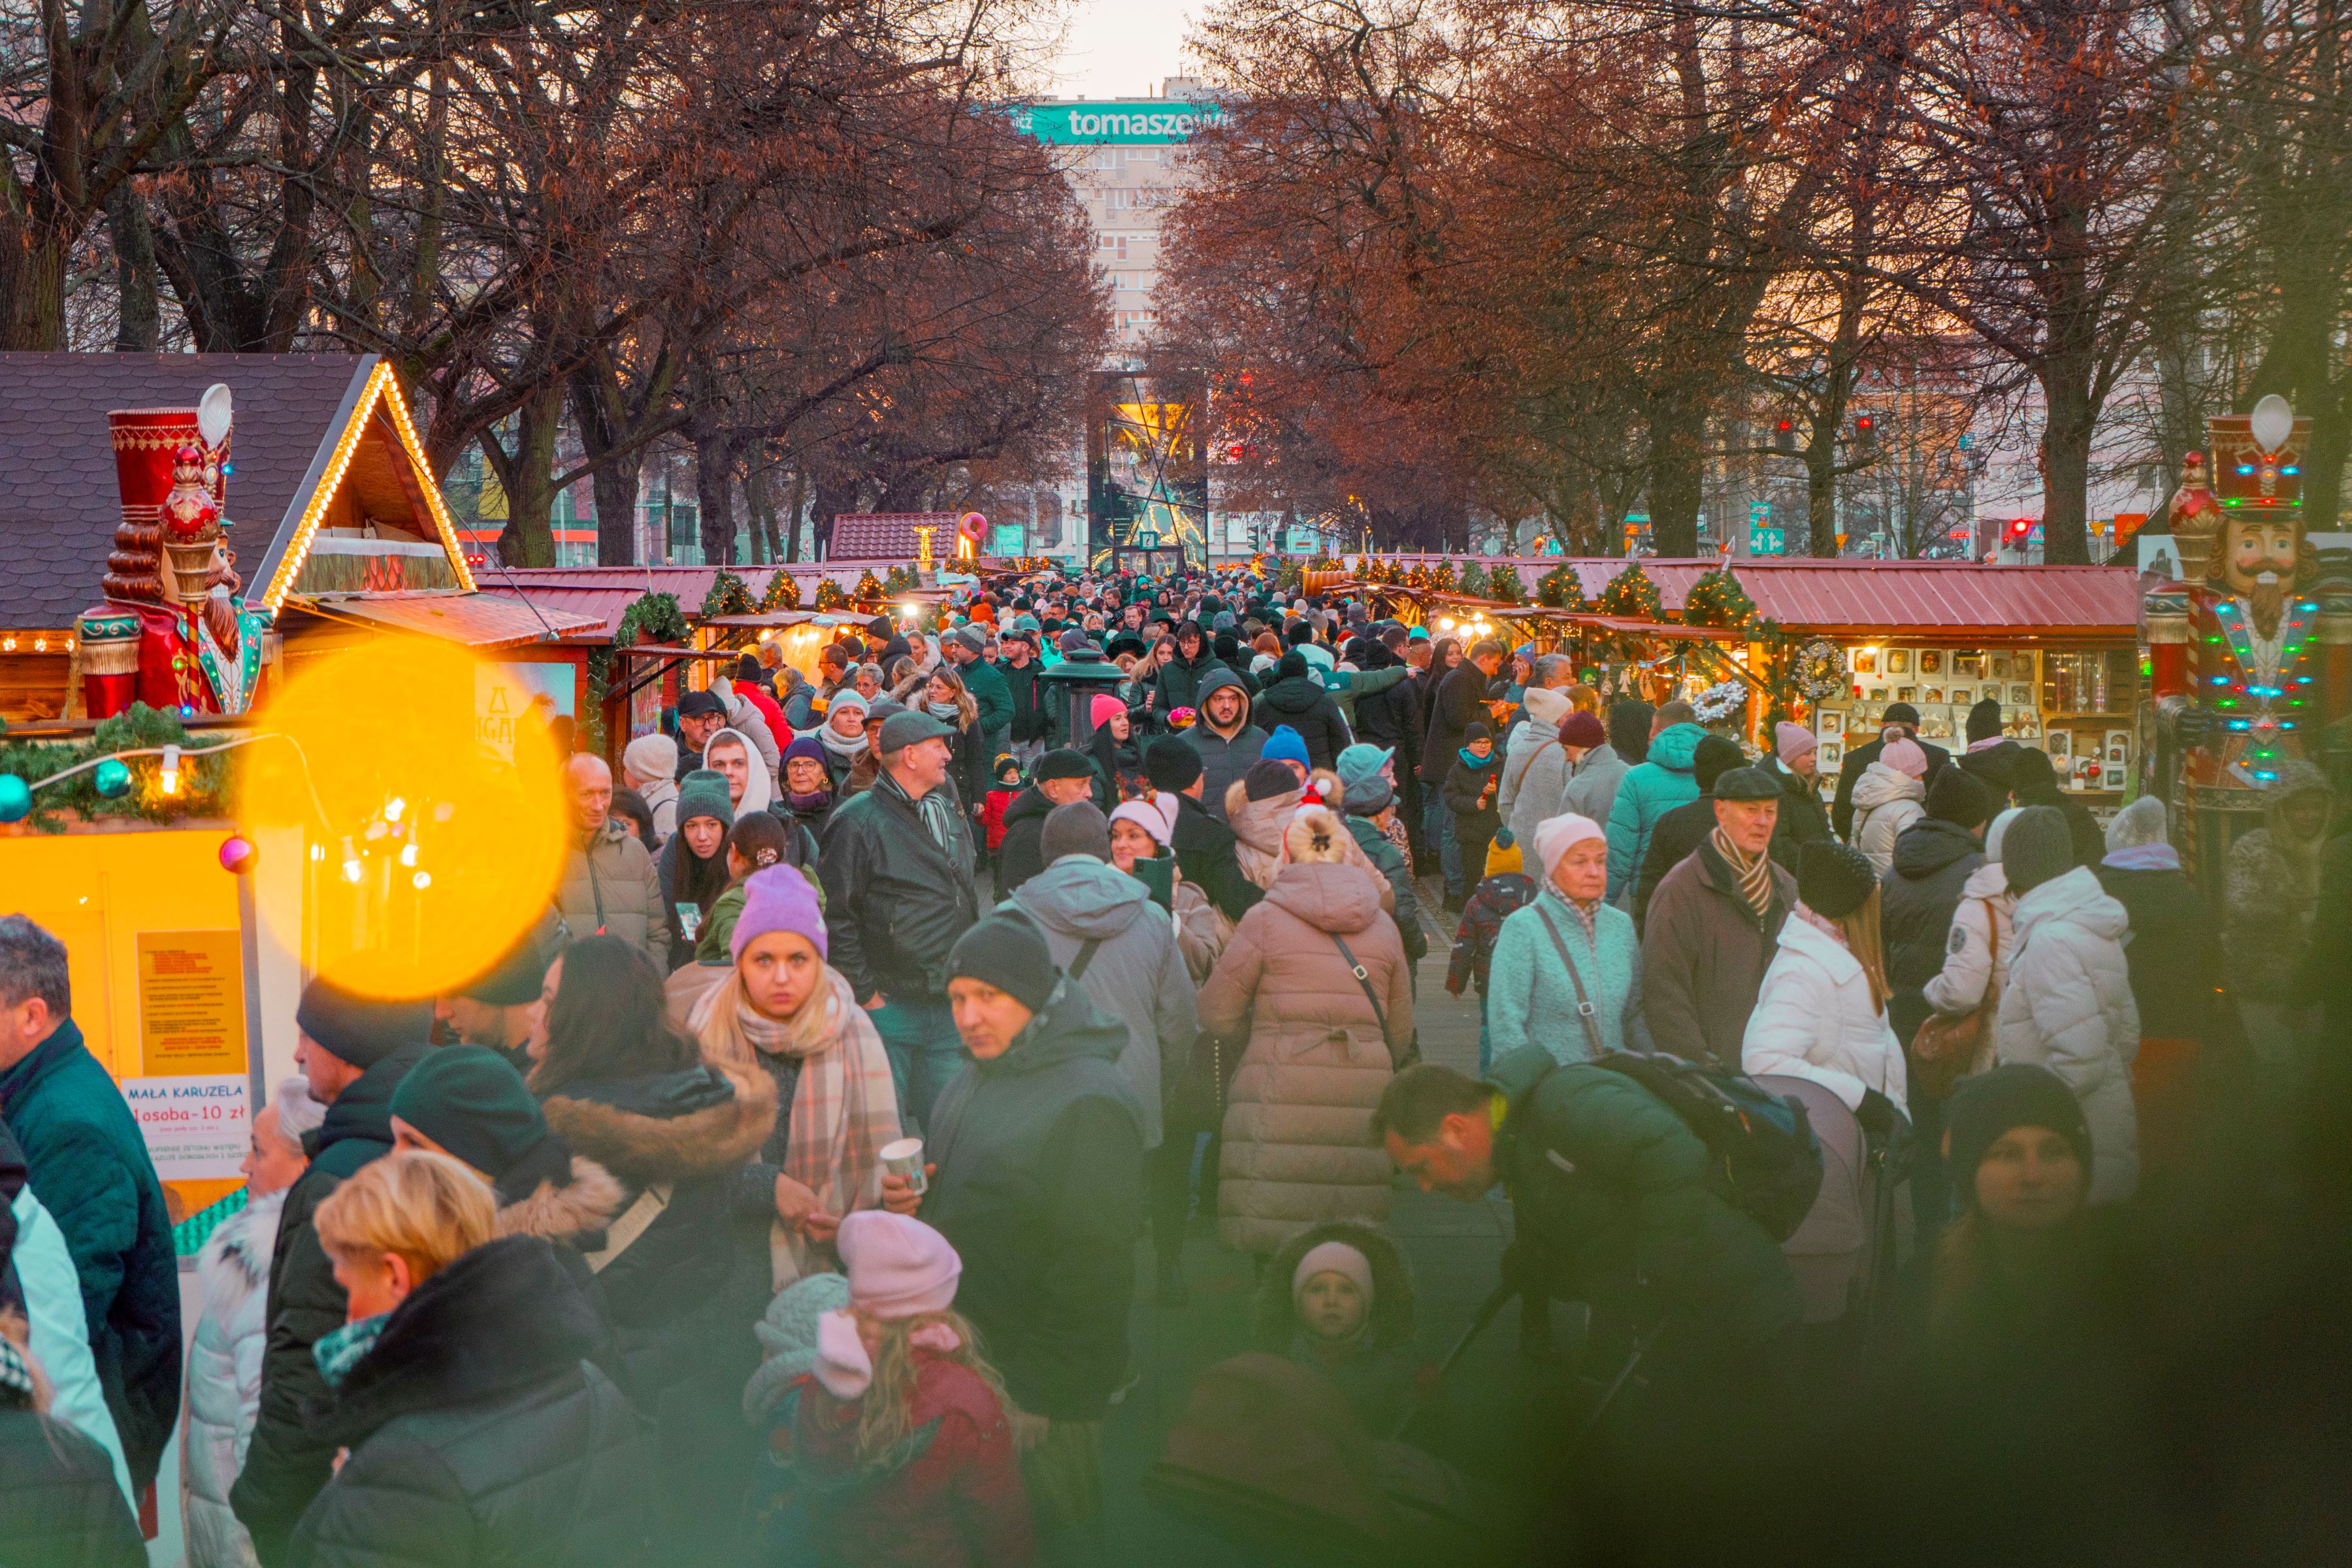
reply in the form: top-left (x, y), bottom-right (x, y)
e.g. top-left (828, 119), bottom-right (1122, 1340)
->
top-left (1535, 563), bottom-right (1588, 610)
top-left (1458, 560), bottom-right (1491, 598)
top-left (813, 577), bottom-right (847, 611)
top-left (851, 569), bottom-right (885, 605)
top-left (1403, 561), bottom-right (1430, 590)
top-left (1486, 562), bottom-right (1527, 606)
top-left (1597, 563), bottom-right (1663, 619)
top-left (1429, 559), bottom-right (1458, 593)
top-left (701, 570), bottom-right (755, 617)
top-left (760, 570), bottom-right (800, 611)
top-left (1682, 567), bottom-right (1774, 637)
top-left (882, 565), bottom-right (918, 596)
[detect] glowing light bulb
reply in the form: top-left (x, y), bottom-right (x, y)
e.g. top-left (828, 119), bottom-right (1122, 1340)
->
top-left (158, 743), bottom-right (183, 796)
top-left (398, 842), bottom-right (419, 868)
top-left (385, 796), bottom-right (407, 823)
top-left (412, 871), bottom-right (433, 890)
top-left (340, 838), bottom-right (363, 884)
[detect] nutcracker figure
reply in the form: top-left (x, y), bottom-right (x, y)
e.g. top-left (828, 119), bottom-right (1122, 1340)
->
top-left (74, 384), bottom-right (272, 720)
top-left (2142, 396), bottom-right (2352, 901)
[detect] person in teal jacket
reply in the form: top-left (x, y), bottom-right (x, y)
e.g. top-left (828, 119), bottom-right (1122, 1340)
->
top-left (1485, 815), bottom-right (1646, 1065)
top-left (0, 917), bottom-right (179, 1495)
top-left (1605, 715), bottom-right (1707, 902)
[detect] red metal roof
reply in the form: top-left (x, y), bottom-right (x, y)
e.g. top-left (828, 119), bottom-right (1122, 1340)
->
top-left (828, 513), bottom-right (957, 561)
top-left (292, 591), bottom-right (602, 648)
top-left (483, 567), bottom-right (724, 640)
top-left (1401, 557), bottom-right (2140, 639)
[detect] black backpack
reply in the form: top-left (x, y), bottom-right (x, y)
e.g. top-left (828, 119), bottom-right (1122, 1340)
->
top-left (1593, 1051), bottom-right (1825, 1242)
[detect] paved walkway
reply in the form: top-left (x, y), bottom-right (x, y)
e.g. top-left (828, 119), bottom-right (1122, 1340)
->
top-left (1096, 874), bottom-right (1546, 1562)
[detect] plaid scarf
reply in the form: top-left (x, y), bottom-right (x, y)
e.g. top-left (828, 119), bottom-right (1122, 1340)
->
top-left (878, 769), bottom-right (958, 853)
top-left (1711, 826), bottom-right (1776, 923)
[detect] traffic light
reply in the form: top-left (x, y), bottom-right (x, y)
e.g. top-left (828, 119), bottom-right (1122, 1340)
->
top-left (1854, 414), bottom-right (1878, 449)
top-left (1774, 418), bottom-right (1796, 453)
top-left (2007, 517), bottom-right (2034, 546)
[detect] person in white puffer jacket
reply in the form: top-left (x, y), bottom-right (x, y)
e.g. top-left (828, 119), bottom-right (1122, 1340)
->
top-left (1991, 808), bottom-right (2140, 1204)
top-left (1921, 807), bottom-right (2026, 1063)
top-left (1849, 734), bottom-right (1929, 875)
top-left (1744, 840), bottom-right (1909, 1117)
top-left (183, 1080), bottom-right (319, 1568)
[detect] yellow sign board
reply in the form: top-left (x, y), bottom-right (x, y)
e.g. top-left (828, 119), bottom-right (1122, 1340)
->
top-left (135, 930), bottom-right (248, 1075)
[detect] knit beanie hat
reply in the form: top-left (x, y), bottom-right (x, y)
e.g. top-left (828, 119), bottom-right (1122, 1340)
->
top-left (1880, 738), bottom-right (1929, 779)
top-left (1945, 1064), bottom-right (2093, 1205)
top-left (947, 909), bottom-right (1060, 1014)
top-left (295, 978), bottom-right (429, 1071)
top-left (828, 689), bottom-right (870, 721)
top-left (1558, 710), bottom-right (1607, 750)
top-left (1774, 722), bottom-right (1818, 765)
top-left (1462, 721), bottom-right (1492, 748)
top-left (1693, 735), bottom-right (1748, 793)
top-left (1262, 727), bottom-right (1311, 770)
top-left (1335, 743), bottom-right (1393, 794)
top-left (1533, 813), bottom-right (1605, 879)
top-left (1145, 735), bottom-right (1204, 792)
top-left (1090, 694), bottom-right (1128, 728)
top-left (622, 732), bottom-right (678, 783)
top-left (389, 1045), bottom-right (549, 1179)
top-left (1035, 747), bottom-right (1096, 783)
top-left (746, 1275), bottom-right (852, 1420)
top-left (1983, 807), bottom-right (2023, 862)
top-left (1292, 1240), bottom-right (1375, 1308)
top-left (1967, 698), bottom-right (2006, 744)
top-left (1608, 699), bottom-right (1655, 761)
top-left (837, 1210), bottom-right (962, 1318)
top-left (1041, 800), bottom-right (1113, 863)
top-left (676, 768), bottom-right (736, 833)
top-left (1999, 805), bottom-right (2074, 895)
top-left (782, 735), bottom-right (827, 770)
top-left (730, 864), bottom-right (828, 962)
top-left (1927, 766), bottom-right (1995, 830)
top-left (1883, 702), bottom-right (1921, 729)
top-left (1520, 687), bottom-right (1571, 727)
top-left (1799, 840), bottom-right (1878, 919)
top-left (1110, 797), bottom-right (1175, 847)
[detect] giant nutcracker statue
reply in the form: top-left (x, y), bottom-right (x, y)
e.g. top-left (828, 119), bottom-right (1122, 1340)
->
top-left (2142, 395), bottom-right (2352, 901)
top-left (74, 384), bottom-right (272, 720)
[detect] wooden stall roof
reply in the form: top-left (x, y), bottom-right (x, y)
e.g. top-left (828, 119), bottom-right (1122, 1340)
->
top-left (288, 591), bottom-right (602, 649)
top-left (828, 512), bottom-right (956, 561)
top-left (1376, 557), bottom-right (2141, 640)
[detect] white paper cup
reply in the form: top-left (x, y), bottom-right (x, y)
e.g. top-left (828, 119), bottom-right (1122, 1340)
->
top-left (880, 1136), bottom-right (927, 1196)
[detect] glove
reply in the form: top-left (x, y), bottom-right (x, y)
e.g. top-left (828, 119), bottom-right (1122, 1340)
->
top-left (1855, 1087), bottom-right (1900, 1143)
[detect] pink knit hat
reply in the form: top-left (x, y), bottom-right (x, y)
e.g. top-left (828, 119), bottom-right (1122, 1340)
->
top-left (1090, 694), bottom-right (1127, 727)
top-left (730, 864), bottom-right (826, 963)
top-left (836, 1211), bottom-right (962, 1319)
top-left (1774, 722), bottom-right (1818, 765)
top-left (1532, 812), bottom-right (1606, 877)
top-left (1881, 737), bottom-right (1928, 779)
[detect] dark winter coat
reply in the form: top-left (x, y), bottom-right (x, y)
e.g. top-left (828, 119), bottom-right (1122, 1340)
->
top-left (1350, 642), bottom-right (1422, 763)
top-left (0, 1020), bottom-right (179, 1490)
top-left (287, 1239), bottom-right (652, 1568)
top-left (1441, 748), bottom-right (1504, 838)
top-left (1345, 813), bottom-right (1429, 964)
top-left (2093, 860), bottom-right (2226, 1043)
top-left (1180, 669), bottom-right (1269, 819)
top-left (536, 1059), bottom-right (776, 1548)
top-left (0, 1402), bottom-right (144, 1567)
top-left (1640, 840), bottom-right (1796, 1071)
top-left (1762, 755), bottom-right (1833, 875)
top-left (1171, 790), bottom-right (1265, 925)
top-left (1833, 733), bottom-right (1952, 841)
top-left (234, 1042), bottom-right (427, 1567)
top-left (954, 654), bottom-right (1014, 738)
top-left (1957, 739), bottom-right (2021, 806)
top-left (921, 986), bottom-right (1146, 1421)
top-left (1446, 872), bottom-right (1537, 996)
top-left (996, 653), bottom-right (1051, 742)
top-left (1418, 661), bottom-right (1493, 787)
top-left (1633, 795), bottom-right (1720, 934)
top-left (1153, 645), bottom-right (1228, 718)
top-left (992, 783), bottom-right (1059, 896)
top-left (1253, 674), bottom-right (1354, 772)
top-left (1487, 1047), bottom-right (1803, 1350)
top-left (2014, 782), bottom-right (2108, 871)
top-left (819, 774), bottom-right (981, 1004)
top-left (1248, 1220), bottom-right (1421, 1437)
top-left (1883, 819), bottom-right (1987, 1047)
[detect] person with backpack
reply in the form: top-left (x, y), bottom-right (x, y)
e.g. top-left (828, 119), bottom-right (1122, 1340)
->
top-left (1373, 1055), bottom-right (1805, 1456)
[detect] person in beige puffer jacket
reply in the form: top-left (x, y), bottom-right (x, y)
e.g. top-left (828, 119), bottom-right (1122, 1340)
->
top-left (1200, 806), bottom-right (1416, 1257)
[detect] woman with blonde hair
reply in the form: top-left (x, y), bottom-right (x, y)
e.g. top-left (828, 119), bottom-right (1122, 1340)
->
top-left (925, 664), bottom-right (989, 812)
top-left (290, 1150), bottom-right (655, 1565)
top-left (1200, 804), bottom-right (1415, 1259)
top-left (792, 1211), bottom-right (1030, 1566)
top-left (690, 866), bottom-right (900, 1289)
top-left (1744, 840), bottom-right (1908, 1120)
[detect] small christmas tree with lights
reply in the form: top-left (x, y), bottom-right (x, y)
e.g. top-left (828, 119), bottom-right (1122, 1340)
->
top-left (760, 570), bottom-right (800, 612)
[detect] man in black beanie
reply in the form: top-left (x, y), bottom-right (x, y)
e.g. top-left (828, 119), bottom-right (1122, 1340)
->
top-left (2008, 747), bottom-right (2106, 869)
top-left (888, 911), bottom-right (1143, 1558)
top-left (1147, 733), bottom-right (1260, 924)
top-left (1957, 697), bottom-right (2021, 805)
top-left (1833, 700), bottom-right (1952, 841)
top-left (434, 911), bottom-right (566, 1071)
top-left (996, 747), bottom-right (1100, 896)
top-left (233, 979), bottom-right (431, 1562)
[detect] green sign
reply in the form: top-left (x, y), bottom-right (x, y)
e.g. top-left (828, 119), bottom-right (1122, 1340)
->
top-left (1011, 100), bottom-right (1226, 145)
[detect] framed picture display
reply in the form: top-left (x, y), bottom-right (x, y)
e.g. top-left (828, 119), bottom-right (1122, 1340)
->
top-left (1818, 708), bottom-right (1845, 736)
top-left (1954, 653), bottom-right (1985, 679)
top-left (1896, 685), bottom-right (1918, 704)
top-left (1948, 684), bottom-right (1974, 707)
top-left (2009, 683), bottom-right (2036, 708)
top-left (1987, 651), bottom-right (2012, 681)
top-left (2104, 730), bottom-right (2130, 767)
top-left (2044, 730), bottom-right (2072, 760)
top-left (1923, 686), bottom-right (1946, 706)
top-left (1887, 649), bottom-right (1913, 676)
top-left (1919, 650), bottom-right (1944, 675)
top-left (1818, 739), bottom-right (1844, 772)
top-left (1853, 647), bottom-right (1878, 676)
top-left (1869, 687), bottom-right (1890, 704)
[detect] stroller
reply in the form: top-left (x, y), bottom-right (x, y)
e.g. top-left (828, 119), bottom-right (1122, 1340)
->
top-left (1754, 1074), bottom-right (1906, 1335)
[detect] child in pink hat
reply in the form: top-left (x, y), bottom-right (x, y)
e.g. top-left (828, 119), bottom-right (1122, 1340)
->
top-left (795, 1213), bottom-right (1031, 1565)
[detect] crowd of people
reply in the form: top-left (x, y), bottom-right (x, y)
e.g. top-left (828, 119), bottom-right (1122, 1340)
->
top-left (3, 561), bottom-right (2348, 1567)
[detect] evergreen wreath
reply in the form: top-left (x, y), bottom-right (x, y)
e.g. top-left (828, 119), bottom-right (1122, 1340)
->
top-left (760, 571), bottom-right (800, 612)
top-left (701, 571), bottom-right (755, 617)
top-left (1535, 563), bottom-right (1588, 610)
top-left (1596, 563), bottom-right (1663, 618)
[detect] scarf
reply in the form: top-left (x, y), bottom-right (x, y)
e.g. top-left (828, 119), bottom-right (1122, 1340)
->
top-left (314, 1312), bottom-right (389, 1388)
top-left (694, 966), bottom-right (902, 1288)
top-left (1457, 747), bottom-right (1495, 771)
top-left (817, 724), bottom-right (868, 764)
top-left (1562, 890), bottom-right (1600, 946)
top-left (878, 769), bottom-right (958, 852)
top-left (2102, 841), bottom-right (2180, 872)
top-left (926, 702), bottom-right (962, 723)
top-left (1711, 826), bottom-right (1775, 922)
top-left (785, 787), bottom-right (833, 814)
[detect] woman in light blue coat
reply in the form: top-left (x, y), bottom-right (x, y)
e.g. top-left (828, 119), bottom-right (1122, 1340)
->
top-left (1486, 814), bottom-right (1647, 1064)
top-left (7, 1166), bottom-right (133, 1511)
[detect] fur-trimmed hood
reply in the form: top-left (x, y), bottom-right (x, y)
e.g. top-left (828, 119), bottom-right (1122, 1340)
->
top-left (197, 1186), bottom-right (286, 1319)
top-left (538, 1058), bottom-right (777, 1189)
top-left (497, 1154), bottom-right (629, 1247)
top-left (1249, 1220), bottom-right (1416, 1354)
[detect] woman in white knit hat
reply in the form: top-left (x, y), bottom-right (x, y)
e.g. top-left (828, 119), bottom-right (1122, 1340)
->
top-left (1482, 813), bottom-right (1646, 1066)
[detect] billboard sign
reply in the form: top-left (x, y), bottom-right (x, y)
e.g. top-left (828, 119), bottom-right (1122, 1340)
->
top-left (1012, 100), bottom-right (1227, 145)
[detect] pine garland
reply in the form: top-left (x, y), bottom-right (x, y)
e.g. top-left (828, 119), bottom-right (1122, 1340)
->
top-left (1597, 563), bottom-right (1663, 619)
top-left (1403, 561), bottom-right (1430, 590)
top-left (615, 592), bottom-right (691, 647)
top-left (1682, 567), bottom-right (1776, 637)
top-left (1428, 559), bottom-right (1458, 592)
top-left (1535, 563), bottom-right (1588, 610)
top-left (760, 570), bottom-right (800, 612)
top-left (882, 565), bottom-right (918, 596)
top-left (813, 578), bottom-right (848, 611)
top-left (0, 705), bottom-right (235, 832)
top-left (1486, 563), bottom-right (1527, 606)
top-left (1458, 560), bottom-right (1491, 598)
top-left (701, 571), bottom-right (755, 617)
